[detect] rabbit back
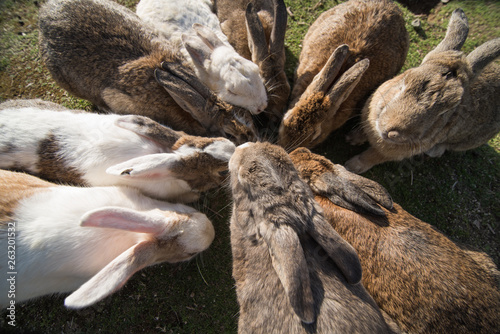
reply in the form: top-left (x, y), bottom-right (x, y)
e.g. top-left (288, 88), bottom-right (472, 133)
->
top-left (318, 199), bottom-right (500, 333)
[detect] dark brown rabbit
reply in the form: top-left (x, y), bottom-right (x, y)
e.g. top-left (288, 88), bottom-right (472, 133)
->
top-left (228, 142), bottom-right (396, 333)
top-left (38, 0), bottom-right (258, 144)
top-left (279, 0), bottom-right (409, 149)
top-left (290, 147), bottom-right (500, 334)
top-left (215, 0), bottom-right (290, 128)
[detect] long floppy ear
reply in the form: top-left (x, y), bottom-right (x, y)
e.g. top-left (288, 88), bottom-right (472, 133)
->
top-left (64, 241), bottom-right (156, 309)
top-left (106, 153), bottom-right (182, 179)
top-left (154, 65), bottom-right (214, 129)
top-left (307, 214), bottom-right (362, 285)
top-left (311, 171), bottom-right (387, 216)
top-left (258, 222), bottom-right (315, 324)
top-left (422, 8), bottom-right (469, 63)
top-left (467, 38), bottom-right (500, 75)
top-left (334, 164), bottom-right (393, 211)
top-left (114, 115), bottom-right (181, 150)
top-left (79, 206), bottom-right (182, 235)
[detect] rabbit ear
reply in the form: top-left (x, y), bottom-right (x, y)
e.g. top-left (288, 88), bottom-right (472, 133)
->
top-left (324, 58), bottom-right (369, 110)
top-left (258, 222), bottom-right (315, 324)
top-left (305, 44), bottom-right (349, 96)
top-left (114, 115), bottom-right (181, 150)
top-left (423, 8), bottom-right (469, 62)
top-left (269, 0), bottom-right (287, 56)
top-left (106, 153), bottom-right (182, 180)
top-left (154, 66), bottom-right (214, 129)
top-left (313, 171), bottom-right (386, 216)
top-left (245, 2), bottom-right (268, 64)
top-left (467, 38), bottom-right (500, 75)
top-left (182, 32), bottom-right (213, 71)
top-left (335, 165), bottom-right (394, 211)
top-left (64, 241), bottom-right (156, 309)
top-left (307, 215), bottom-right (362, 285)
top-left (80, 206), bottom-right (181, 235)
top-left (192, 23), bottom-right (225, 49)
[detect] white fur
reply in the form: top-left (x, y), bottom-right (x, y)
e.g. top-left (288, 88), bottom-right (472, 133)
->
top-left (0, 105), bottom-right (235, 203)
top-left (136, 0), bottom-right (268, 114)
top-left (0, 183), bottom-right (214, 308)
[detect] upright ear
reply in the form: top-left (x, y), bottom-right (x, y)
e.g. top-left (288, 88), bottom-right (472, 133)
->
top-left (154, 65), bottom-right (214, 129)
top-left (79, 206), bottom-right (182, 236)
top-left (64, 241), bottom-right (156, 309)
top-left (467, 38), bottom-right (500, 75)
top-left (114, 115), bottom-right (181, 150)
top-left (106, 153), bottom-right (182, 180)
top-left (304, 44), bottom-right (349, 97)
top-left (269, 0), bottom-right (287, 57)
top-left (245, 2), bottom-right (268, 64)
top-left (258, 222), bottom-right (315, 324)
top-left (324, 58), bottom-right (369, 112)
top-left (422, 8), bottom-right (469, 63)
top-left (308, 214), bottom-right (362, 285)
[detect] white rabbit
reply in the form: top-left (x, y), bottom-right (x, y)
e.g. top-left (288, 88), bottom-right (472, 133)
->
top-left (0, 170), bottom-right (215, 309)
top-left (0, 99), bottom-right (235, 203)
top-left (136, 0), bottom-right (268, 114)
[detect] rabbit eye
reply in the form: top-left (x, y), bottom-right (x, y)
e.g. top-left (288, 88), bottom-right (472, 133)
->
top-left (443, 70), bottom-right (457, 79)
top-left (218, 169), bottom-right (229, 177)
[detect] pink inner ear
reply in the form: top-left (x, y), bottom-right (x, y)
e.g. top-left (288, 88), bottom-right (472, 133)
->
top-left (80, 207), bottom-right (169, 235)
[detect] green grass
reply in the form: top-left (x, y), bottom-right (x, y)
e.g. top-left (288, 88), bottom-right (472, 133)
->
top-left (0, 0), bottom-right (499, 333)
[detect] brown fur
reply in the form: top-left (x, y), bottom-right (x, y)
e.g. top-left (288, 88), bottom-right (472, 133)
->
top-left (289, 150), bottom-right (500, 333)
top-left (345, 10), bottom-right (500, 173)
top-left (229, 142), bottom-right (394, 333)
top-left (0, 170), bottom-right (53, 225)
top-left (36, 134), bottom-right (85, 185)
top-left (288, 0), bottom-right (408, 148)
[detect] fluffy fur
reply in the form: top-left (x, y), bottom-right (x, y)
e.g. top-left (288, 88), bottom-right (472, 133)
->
top-left (290, 148), bottom-right (500, 333)
top-left (345, 8), bottom-right (500, 173)
top-left (228, 142), bottom-right (395, 333)
top-left (38, 0), bottom-right (257, 144)
top-left (279, 0), bottom-right (409, 149)
top-left (0, 170), bottom-right (215, 308)
top-left (0, 99), bottom-right (235, 203)
top-left (136, 0), bottom-right (268, 114)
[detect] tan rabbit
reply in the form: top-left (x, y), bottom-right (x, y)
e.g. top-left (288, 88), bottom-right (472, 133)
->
top-left (278, 0), bottom-right (409, 150)
top-left (38, 0), bottom-right (258, 144)
top-left (215, 0), bottom-right (290, 127)
top-left (290, 147), bottom-right (500, 333)
top-left (228, 142), bottom-right (396, 333)
top-left (345, 8), bottom-right (500, 173)
top-left (0, 170), bottom-right (215, 309)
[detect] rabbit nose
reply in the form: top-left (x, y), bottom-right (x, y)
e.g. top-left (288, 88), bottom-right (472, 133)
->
top-left (383, 130), bottom-right (407, 143)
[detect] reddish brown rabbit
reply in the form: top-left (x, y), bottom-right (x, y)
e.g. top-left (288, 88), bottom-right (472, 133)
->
top-left (290, 147), bottom-right (500, 334)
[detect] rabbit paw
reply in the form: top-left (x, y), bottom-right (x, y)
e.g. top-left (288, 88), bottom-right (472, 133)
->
top-left (346, 127), bottom-right (367, 146)
top-left (344, 155), bottom-right (371, 174)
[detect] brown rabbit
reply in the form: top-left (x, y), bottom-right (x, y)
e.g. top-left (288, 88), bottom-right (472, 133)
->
top-left (290, 147), bottom-right (500, 334)
top-left (215, 0), bottom-right (290, 127)
top-left (228, 142), bottom-right (396, 333)
top-left (345, 8), bottom-right (500, 173)
top-left (278, 0), bottom-right (409, 150)
top-left (38, 0), bottom-right (258, 144)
